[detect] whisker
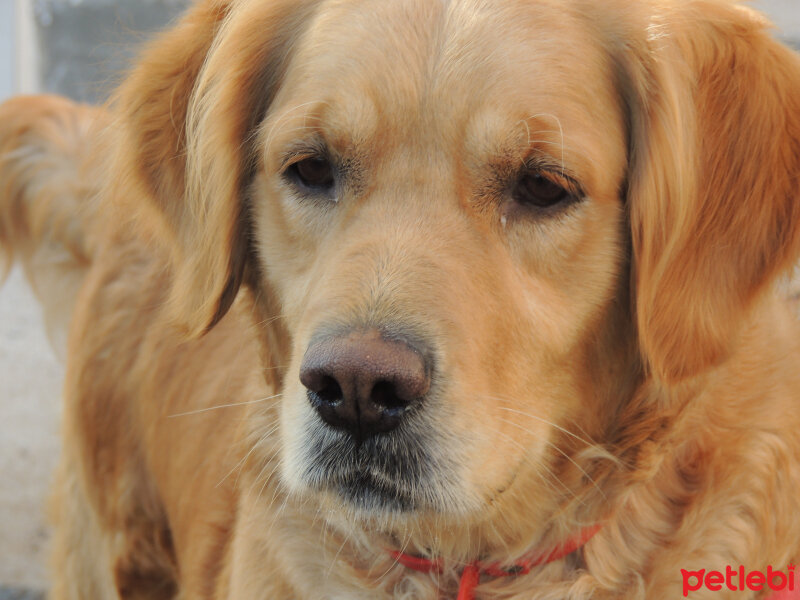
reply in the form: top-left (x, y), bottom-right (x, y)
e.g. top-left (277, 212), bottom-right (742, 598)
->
top-left (495, 405), bottom-right (599, 449)
top-left (167, 392), bottom-right (282, 418)
top-left (496, 416), bottom-right (607, 502)
top-left (523, 112), bottom-right (565, 173)
top-left (488, 424), bottom-right (578, 500)
top-left (255, 457), bottom-right (287, 508)
top-left (376, 532), bottom-right (413, 582)
top-left (263, 100), bottom-right (333, 157)
top-left (250, 313), bottom-right (287, 327)
top-left (216, 420), bottom-right (281, 489)
top-left (527, 139), bottom-right (570, 150)
top-left (326, 523), bottom-right (355, 580)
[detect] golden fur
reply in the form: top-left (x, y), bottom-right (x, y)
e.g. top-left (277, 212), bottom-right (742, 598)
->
top-left (1, 0), bottom-right (800, 598)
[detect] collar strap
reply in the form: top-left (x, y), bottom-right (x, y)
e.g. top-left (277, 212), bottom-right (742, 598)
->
top-left (389, 524), bottom-right (601, 600)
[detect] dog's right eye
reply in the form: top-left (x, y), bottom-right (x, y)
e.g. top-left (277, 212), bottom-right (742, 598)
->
top-left (285, 156), bottom-right (336, 194)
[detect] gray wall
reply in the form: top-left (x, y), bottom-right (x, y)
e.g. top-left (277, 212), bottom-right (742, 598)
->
top-left (9, 0), bottom-right (800, 104)
top-left (33, 0), bottom-right (190, 103)
top-left (0, 2), bottom-right (15, 102)
top-left (757, 0), bottom-right (800, 46)
top-left (24, 0), bottom-right (800, 104)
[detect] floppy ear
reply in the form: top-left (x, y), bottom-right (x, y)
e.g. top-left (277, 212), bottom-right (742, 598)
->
top-left (626, 1), bottom-right (800, 383)
top-left (114, 0), bottom-right (318, 336)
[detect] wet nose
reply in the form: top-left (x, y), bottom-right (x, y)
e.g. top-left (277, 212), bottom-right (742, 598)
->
top-left (299, 329), bottom-right (430, 442)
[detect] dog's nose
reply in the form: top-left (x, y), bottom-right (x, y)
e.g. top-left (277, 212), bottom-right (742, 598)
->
top-left (299, 330), bottom-right (430, 441)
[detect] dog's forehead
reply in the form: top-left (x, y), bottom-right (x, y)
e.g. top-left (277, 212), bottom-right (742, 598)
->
top-left (267, 0), bottom-right (627, 189)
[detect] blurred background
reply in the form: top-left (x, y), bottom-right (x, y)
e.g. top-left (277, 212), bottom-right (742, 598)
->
top-left (0, 0), bottom-right (798, 105)
top-left (0, 1), bottom-right (798, 598)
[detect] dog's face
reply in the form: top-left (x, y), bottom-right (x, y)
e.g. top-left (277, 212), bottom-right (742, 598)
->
top-left (251, 0), bottom-right (630, 520)
top-left (119, 0), bottom-right (800, 546)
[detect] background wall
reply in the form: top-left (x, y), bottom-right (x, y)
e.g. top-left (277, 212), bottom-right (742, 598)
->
top-left (761, 0), bottom-right (800, 43)
top-left (31, 0), bottom-right (189, 102)
top-left (0, 2), bottom-right (14, 101)
top-left (1, 0), bottom-right (799, 104)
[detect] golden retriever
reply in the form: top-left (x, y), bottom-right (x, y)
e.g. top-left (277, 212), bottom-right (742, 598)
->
top-left (2, 0), bottom-right (800, 598)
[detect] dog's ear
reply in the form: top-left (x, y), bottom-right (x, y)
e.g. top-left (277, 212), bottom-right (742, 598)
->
top-left (114, 0), bottom-right (317, 336)
top-left (624, 2), bottom-right (800, 383)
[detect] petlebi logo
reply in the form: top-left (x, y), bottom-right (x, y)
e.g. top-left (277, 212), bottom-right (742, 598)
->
top-left (681, 565), bottom-right (796, 597)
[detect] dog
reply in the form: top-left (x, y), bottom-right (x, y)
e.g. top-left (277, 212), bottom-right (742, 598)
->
top-left (2, 0), bottom-right (800, 598)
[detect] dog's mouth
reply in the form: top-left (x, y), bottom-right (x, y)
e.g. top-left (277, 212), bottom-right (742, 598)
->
top-left (294, 417), bottom-right (464, 515)
top-left (333, 471), bottom-right (418, 513)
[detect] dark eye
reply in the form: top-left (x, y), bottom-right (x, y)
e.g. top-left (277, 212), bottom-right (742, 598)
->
top-left (512, 172), bottom-right (572, 209)
top-left (287, 156), bottom-right (335, 193)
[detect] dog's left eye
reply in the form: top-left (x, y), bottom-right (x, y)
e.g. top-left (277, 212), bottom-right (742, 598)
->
top-left (286, 156), bottom-right (336, 194)
top-left (512, 172), bottom-right (573, 209)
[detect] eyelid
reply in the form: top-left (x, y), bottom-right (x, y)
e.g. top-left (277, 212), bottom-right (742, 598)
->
top-left (521, 157), bottom-right (584, 198)
top-left (278, 141), bottom-right (330, 173)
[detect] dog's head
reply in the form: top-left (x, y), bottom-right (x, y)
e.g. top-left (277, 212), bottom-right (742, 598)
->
top-left (116, 0), bottom-right (800, 548)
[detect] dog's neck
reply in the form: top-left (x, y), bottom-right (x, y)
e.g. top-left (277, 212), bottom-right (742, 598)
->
top-left (388, 523), bottom-right (602, 600)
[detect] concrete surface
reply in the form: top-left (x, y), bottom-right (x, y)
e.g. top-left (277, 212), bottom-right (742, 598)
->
top-left (0, 268), bottom-right (62, 594)
top-left (0, 588), bottom-right (43, 600)
top-left (2, 2), bottom-right (190, 593)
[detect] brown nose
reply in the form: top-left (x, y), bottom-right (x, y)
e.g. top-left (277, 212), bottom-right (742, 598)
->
top-left (299, 329), bottom-right (430, 442)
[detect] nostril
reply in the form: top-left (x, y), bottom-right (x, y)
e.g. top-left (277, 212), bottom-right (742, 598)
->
top-left (300, 367), bottom-right (344, 404)
top-left (316, 375), bottom-right (343, 405)
top-left (370, 380), bottom-right (408, 412)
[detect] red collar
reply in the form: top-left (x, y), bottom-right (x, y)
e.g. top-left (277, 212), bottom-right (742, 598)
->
top-left (390, 527), bottom-right (799, 600)
top-left (388, 524), bottom-right (601, 600)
